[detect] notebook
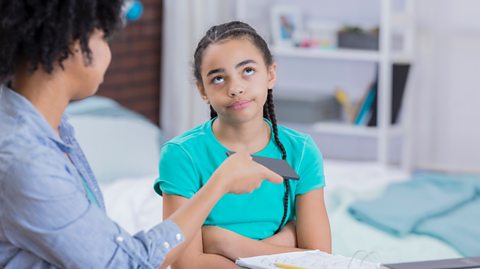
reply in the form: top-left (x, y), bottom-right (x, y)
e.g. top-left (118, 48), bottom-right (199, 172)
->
top-left (235, 250), bottom-right (382, 269)
top-left (384, 257), bottom-right (480, 269)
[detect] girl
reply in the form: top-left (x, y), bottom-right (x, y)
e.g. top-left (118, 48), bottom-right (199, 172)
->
top-left (0, 2), bottom-right (282, 268)
top-left (156, 21), bottom-right (331, 268)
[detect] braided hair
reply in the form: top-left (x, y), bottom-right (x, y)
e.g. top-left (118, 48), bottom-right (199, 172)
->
top-left (0, 0), bottom-right (122, 83)
top-left (194, 21), bottom-right (291, 233)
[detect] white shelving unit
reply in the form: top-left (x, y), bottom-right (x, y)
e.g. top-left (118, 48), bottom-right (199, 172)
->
top-left (236, 0), bottom-right (415, 167)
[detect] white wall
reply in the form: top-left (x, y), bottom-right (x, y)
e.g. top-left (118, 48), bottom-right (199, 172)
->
top-left (411, 0), bottom-right (480, 173)
top-left (161, 0), bottom-right (236, 139)
top-left (161, 0), bottom-right (480, 173)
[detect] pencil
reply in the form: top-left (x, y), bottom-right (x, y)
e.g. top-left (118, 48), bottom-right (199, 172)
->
top-left (274, 263), bottom-right (308, 269)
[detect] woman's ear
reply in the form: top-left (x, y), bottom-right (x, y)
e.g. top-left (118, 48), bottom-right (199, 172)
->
top-left (65, 40), bottom-right (85, 68)
top-left (267, 63), bottom-right (277, 89)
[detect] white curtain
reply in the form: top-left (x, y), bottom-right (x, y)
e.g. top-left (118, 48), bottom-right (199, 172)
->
top-left (411, 0), bottom-right (480, 173)
top-left (161, 0), bottom-right (235, 139)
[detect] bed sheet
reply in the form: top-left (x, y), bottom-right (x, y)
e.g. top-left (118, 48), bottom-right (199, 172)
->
top-left (101, 175), bottom-right (163, 234)
top-left (101, 160), bottom-right (461, 264)
top-left (323, 160), bottom-right (461, 263)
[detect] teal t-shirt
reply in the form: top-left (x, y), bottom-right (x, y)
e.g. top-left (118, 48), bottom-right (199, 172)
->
top-left (154, 118), bottom-right (325, 240)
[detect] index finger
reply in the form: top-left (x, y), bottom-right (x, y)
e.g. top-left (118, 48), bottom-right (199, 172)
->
top-left (258, 164), bottom-right (283, 184)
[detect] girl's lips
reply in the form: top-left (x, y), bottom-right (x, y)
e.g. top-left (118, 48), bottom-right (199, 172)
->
top-left (229, 100), bottom-right (251, 110)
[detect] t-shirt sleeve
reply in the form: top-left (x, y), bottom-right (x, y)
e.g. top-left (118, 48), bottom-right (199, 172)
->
top-left (295, 135), bottom-right (326, 195)
top-left (154, 143), bottom-right (200, 198)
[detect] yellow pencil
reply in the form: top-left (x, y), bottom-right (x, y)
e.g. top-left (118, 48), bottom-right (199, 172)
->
top-left (274, 263), bottom-right (308, 269)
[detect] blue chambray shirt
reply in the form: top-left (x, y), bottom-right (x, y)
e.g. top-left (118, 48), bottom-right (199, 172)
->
top-left (0, 85), bottom-right (184, 269)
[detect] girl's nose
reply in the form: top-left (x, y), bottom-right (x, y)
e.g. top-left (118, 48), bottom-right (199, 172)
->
top-left (228, 84), bottom-right (245, 97)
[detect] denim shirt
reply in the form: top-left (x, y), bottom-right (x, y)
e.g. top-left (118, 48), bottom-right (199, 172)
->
top-left (0, 85), bottom-right (184, 269)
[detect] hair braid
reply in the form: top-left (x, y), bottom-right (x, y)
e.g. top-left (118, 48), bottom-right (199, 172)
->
top-left (263, 101), bottom-right (270, 120)
top-left (266, 89), bottom-right (290, 234)
top-left (210, 105), bottom-right (218, 119)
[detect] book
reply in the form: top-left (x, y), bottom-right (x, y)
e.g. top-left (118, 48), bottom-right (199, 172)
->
top-left (367, 64), bottom-right (411, 126)
top-left (335, 88), bottom-right (356, 123)
top-left (235, 250), bottom-right (382, 269)
top-left (354, 80), bottom-right (377, 125)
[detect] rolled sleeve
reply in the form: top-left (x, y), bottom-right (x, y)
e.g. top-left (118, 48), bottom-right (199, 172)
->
top-left (140, 220), bottom-right (185, 266)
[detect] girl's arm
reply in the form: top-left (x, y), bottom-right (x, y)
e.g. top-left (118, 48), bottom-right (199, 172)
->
top-left (162, 193), bottom-right (237, 269)
top-left (295, 187), bottom-right (331, 253)
top-left (261, 221), bottom-right (297, 247)
top-left (202, 188), bottom-right (331, 261)
top-left (158, 151), bottom-right (283, 269)
top-left (202, 225), bottom-right (305, 261)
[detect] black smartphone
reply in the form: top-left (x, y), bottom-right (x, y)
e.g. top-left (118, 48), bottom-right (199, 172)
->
top-left (226, 152), bottom-right (299, 180)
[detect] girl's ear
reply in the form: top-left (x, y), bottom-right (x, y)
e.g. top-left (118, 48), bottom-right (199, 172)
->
top-left (267, 63), bottom-right (277, 89)
top-left (196, 81), bottom-right (209, 103)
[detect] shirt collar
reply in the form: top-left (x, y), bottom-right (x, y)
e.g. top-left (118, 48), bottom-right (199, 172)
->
top-left (0, 84), bottom-right (75, 153)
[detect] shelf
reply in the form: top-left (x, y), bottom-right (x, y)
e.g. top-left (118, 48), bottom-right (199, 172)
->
top-left (237, 0), bottom-right (415, 166)
top-left (281, 121), bottom-right (404, 138)
top-left (312, 122), bottom-right (378, 137)
top-left (272, 46), bottom-right (411, 63)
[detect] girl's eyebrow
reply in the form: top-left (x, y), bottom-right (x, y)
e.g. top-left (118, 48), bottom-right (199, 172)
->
top-left (235, 59), bottom-right (257, 68)
top-left (206, 59), bottom-right (257, 77)
top-left (207, 68), bottom-right (224, 77)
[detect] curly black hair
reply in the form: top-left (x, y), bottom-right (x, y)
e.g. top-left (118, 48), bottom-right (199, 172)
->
top-left (0, 0), bottom-right (123, 83)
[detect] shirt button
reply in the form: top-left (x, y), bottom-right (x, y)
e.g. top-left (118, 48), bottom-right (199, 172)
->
top-left (116, 236), bottom-right (124, 242)
top-left (163, 241), bottom-right (170, 249)
top-left (175, 233), bottom-right (183, 241)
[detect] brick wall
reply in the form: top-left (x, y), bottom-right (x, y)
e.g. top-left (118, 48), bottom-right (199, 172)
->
top-left (97, 0), bottom-right (163, 125)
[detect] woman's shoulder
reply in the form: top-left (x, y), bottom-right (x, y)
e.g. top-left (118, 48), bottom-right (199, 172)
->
top-left (0, 124), bottom-right (66, 187)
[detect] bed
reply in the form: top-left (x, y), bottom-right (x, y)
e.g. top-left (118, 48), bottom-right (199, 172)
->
top-left (67, 96), bottom-right (463, 265)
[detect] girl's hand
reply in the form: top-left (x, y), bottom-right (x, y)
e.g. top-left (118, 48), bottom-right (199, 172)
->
top-left (261, 221), bottom-right (297, 248)
top-left (212, 151), bottom-right (283, 195)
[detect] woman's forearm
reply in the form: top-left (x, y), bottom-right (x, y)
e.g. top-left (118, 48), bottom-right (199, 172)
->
top-left (162, 175), bottom-right (226, 267)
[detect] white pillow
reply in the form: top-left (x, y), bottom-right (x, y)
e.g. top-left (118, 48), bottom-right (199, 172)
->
top-left (101, 175), bottom-right (163, 234)
top-left (69, 116), bottom-right (161, 183)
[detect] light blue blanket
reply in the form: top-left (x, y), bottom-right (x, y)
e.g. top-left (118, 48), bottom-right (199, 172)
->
top-left (349, 172), bottom-right (480, 256)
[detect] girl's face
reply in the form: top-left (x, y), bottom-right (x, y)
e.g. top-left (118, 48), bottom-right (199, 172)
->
top-left (198, 38), bottom-right (276, 124)
top-left (68, 29), bottom-right (112, 100)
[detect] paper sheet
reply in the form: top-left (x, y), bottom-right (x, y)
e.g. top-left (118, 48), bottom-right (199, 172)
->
top-left (236, 250), bottom-right (381, 269)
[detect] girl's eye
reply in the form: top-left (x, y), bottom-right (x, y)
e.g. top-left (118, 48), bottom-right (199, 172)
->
top-left (212, 76), bottom-right (224, 85)
top-left (244, 67), bottom-right (255, 76)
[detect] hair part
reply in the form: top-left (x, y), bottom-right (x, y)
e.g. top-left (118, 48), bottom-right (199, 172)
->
top-left (0, 0), bottom-right (123, 83)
